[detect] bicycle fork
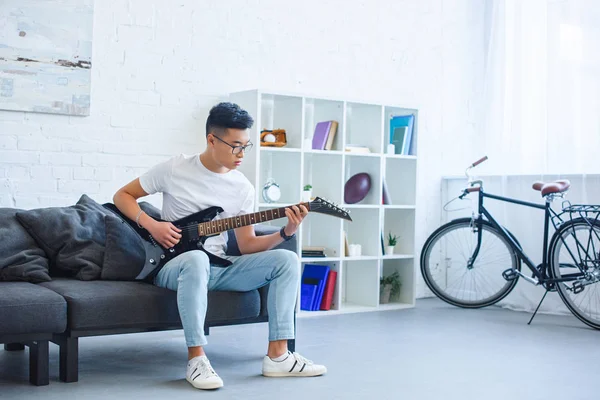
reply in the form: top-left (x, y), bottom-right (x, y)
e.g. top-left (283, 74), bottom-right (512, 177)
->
top-left (467, 216), bottom-right (483, 270)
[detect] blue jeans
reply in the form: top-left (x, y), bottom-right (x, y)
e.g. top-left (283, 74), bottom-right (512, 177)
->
top-left (153, 249), bottom-right (300, 347)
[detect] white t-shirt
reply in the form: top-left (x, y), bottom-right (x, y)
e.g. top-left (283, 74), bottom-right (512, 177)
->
top-left (139, 153), bottom-right (255, 257)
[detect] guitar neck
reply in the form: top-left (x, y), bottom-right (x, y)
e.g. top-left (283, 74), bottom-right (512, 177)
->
top-left (197, 203), bottom-right (309, 236)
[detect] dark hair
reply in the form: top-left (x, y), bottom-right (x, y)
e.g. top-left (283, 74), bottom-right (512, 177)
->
top-left (206, 102), bottom-right (254, 137)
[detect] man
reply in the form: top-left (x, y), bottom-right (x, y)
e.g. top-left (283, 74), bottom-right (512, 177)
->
top-left (113, 102), bottom-right (326, 390)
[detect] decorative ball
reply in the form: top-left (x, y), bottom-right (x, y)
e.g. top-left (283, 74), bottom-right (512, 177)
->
top-left (344, 173), bottom-right (371, 204)
top-left (264, 133), bottom-right (276, 143)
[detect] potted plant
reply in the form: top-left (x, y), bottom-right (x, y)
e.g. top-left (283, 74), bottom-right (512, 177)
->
top-left (386, 232), bottom-right (398, 255)
top-left (380, 271), bottom-right (401, 304)
top-left (302, 184), bottom-right (312, 202)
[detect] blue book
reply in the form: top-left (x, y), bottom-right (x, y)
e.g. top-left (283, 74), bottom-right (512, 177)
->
top-left (390, 115), bottom-right (415, 155)
top-left (301, 284), bottom-right (317, 311)
top-left (302, 264), bottom-right (330, 311)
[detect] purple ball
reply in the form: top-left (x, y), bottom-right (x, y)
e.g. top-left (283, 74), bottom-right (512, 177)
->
top-left (344, 173), bottom-right (371, 204)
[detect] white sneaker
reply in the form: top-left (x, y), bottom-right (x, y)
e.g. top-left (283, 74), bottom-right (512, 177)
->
top-left (186, 355), bottom-right (224, 390)
top-left (262, 351), bottom-right (327, 377)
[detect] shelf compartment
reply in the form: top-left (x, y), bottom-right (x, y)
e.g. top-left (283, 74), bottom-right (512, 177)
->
top-left (380, 258), bottom-right (415, 306)
top-left (303, 98), bottom-right (344, 151)
top-left (342, 259), bottom-right (379, 308)
top-left (343, 208), bottom-right (381, 257)
top-left (303, 151), bottom-right (343, 205)
top-left (345, 102), bottom-right (383, 153)
top-left (260, 94), bottom-right (303, 149)
top-left (259, 151), bottom-right (301, 204)
top-left (383, 157), bottom-right (417, 206)
top-left (301, 211), bottom-right (342, 258)
top-left (343, 155), bottom-right (381, 206)
top-left (382, 208), bottom-right (416, 256)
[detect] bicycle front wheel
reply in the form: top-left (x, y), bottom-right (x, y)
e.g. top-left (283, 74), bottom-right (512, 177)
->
top-left (420, 218), bottom-right (521, 308)
top-left (549, 218), bottom-right (600, 329)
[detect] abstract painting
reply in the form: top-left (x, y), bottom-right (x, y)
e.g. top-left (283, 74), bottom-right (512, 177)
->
top-left (0, 0), bottom-right (94, 116)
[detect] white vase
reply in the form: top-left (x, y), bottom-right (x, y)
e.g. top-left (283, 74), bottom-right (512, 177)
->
top-left (385, 246), bottom-right (394, 255)
top-left (301, 190), bottom-right (312, 202)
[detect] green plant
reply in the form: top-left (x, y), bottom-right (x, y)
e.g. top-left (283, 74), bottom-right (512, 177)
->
top-left (303, 184), bottom-right (312, 191)
top-left (380, 271), bottom-right (401, 299)
top-left (387, 232), bottom-right (398, 246)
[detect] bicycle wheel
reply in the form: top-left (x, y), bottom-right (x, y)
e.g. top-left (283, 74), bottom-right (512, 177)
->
top-left (421, 218), bottom-right (521, 308)
top-left (549, 218), bottom-right (600, 329)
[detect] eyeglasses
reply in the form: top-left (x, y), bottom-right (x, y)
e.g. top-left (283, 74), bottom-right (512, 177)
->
top-left (212, 135), bottom-right (253, 155)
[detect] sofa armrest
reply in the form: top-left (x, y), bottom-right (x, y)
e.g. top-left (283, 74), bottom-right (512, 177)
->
top-left (226, 224), bottom-right (298, 256)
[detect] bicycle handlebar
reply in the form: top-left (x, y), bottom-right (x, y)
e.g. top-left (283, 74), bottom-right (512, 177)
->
top-left (471, 156), bottom-right (488, 168)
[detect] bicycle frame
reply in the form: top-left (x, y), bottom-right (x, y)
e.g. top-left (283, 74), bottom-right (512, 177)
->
top-left (468, 187), bottom-right (564, 284)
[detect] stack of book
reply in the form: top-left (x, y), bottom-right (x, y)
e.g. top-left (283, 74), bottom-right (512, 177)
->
top-left (301, 246), bottom-right (326, 258)
top-left (300, 264), bottom-right (338, 311)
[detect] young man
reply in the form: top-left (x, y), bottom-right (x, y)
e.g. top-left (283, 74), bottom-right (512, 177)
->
top-left (113, 102), bottom-right (326, 390)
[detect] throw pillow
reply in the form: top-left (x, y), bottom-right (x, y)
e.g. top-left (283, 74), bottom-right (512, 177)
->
top-left (0, 208), bottom-right (51, 283)
top-left (101, 214), bottom-right (146, 281)
top-left (16, 194), bottom-right (112, 280)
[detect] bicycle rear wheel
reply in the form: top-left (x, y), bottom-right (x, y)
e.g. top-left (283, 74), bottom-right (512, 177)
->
top-left (549, 218), bottom-right (600, 329)
top-left (420, 218), bottom-right (521, 308)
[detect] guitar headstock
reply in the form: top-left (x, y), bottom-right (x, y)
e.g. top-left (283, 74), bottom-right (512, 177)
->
top-left (308, 197), bottom-right (352, 221)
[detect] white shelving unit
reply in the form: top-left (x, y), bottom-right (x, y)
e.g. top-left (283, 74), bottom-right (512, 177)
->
top-left (229, 90), bottom-right (418, 317)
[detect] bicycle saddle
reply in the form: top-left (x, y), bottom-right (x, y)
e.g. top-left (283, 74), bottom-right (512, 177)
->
top-left (532, 180), bottom-right (571, 196)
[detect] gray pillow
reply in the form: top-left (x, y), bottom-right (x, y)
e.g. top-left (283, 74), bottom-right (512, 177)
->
top-left (101, 215), bottom-right (146, 281)
top-left (16, 194), bottom-right (112, 280)
top-left (0, 208), bottom-right (51, 283)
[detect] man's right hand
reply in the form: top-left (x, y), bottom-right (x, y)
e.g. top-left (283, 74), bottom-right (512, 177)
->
top-left (148, 221), bottom-right (182, 249)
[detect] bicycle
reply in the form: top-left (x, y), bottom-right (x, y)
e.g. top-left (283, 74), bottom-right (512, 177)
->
top-left (420, 156), bottom-right (600, 329)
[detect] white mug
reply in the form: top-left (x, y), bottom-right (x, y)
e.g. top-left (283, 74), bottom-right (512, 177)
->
top-left (348, 244), bottom-right (362, 257)
top-left (387, 144), bottom-right (395, 155)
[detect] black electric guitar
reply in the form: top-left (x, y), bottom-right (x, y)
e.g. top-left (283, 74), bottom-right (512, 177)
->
top-left (105, 197), bottom-right (352, 281)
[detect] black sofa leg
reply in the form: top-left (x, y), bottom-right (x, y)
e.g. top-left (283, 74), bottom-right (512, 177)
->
top-left (287, 339), bottom-right (295, 353)
top-left (29, 340), bottom-right (49, 386)
top-left (4, 343), bottom-right (25, 351)
top-left (59, 337), bottom-right (79, 383)
top-left (287, 313), bottom-right (296, 352)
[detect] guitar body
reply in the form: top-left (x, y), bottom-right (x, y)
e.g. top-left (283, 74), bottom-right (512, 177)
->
top-left (104, 204), bottom-right (232, 282)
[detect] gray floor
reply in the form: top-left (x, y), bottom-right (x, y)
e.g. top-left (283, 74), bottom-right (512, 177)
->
top-left (2, 298), bottom-right (599, 400)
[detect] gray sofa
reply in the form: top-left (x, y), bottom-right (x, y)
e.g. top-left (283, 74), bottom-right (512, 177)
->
top-left (0, 200), bottom-right (296, 385)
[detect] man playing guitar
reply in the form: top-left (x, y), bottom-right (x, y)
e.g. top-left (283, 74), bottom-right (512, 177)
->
top-left (113, 102), bottom-right (326, 390)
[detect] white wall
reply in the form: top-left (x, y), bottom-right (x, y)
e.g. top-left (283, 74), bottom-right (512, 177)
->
top-left (0, 0), bottom-right (487, 297)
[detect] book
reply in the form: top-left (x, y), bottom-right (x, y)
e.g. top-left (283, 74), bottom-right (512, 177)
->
top-left (301, 284), bottom-right (317, 311)
top-left (320, 270), bottom-right (338, 311)
top-left (312, 121), bottom-right (333, 150)
top-left (302, 264), bottom-right (330, 311)
top-left (344, 145), bottom-right (371, 153)
top-left (324, 121), bottom-right (338, 150)
top-left (389, 114), bottom-right (415, 155)
top-left (382, 177), bottom-right (392, 204)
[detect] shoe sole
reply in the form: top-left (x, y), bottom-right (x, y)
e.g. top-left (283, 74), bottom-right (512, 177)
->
top-left (262, 369), bottom-right (327, 377)
top-left (186, 376), bottom-right (223, 390)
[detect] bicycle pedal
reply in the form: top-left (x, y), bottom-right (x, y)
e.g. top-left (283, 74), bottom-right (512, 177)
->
top-left (502, 268), bottom-right (518, 281)
top-left (572, 281), bottom-right (585, 294)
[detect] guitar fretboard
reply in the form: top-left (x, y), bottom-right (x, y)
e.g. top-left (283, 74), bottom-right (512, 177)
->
top-left (197, 203), bottom-right (307, 236)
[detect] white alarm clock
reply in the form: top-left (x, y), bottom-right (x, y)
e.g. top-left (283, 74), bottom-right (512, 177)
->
top-left (262, 179), bottom-right (281, 203)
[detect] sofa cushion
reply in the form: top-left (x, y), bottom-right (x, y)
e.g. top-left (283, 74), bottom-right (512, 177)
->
top-left (16, 194), bottom-right (112, 280)
top-left (0, 282), bottom-right (66, 335)
top-left (39, 279), bottom-right (261, 330)
top-left (0, 208), bottom-right (51, 283)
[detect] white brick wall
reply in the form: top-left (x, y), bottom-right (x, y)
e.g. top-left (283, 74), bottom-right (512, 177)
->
top-left (0, 0), bottom-right (485, 296)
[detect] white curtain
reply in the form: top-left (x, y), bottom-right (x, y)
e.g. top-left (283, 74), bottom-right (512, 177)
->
top-left (481, 0), bottom-right (600, 176)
